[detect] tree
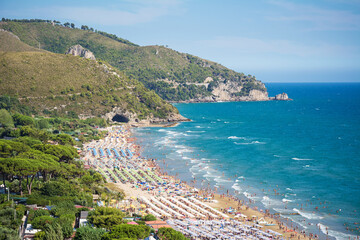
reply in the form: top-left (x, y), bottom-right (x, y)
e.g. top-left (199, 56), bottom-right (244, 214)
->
top-left (17, 149), bottom-right (59, 183)
top-left (74, 226), bottom-right (106, 240)
top-left (53, 134), bottom-right (75, 145)
top-left (28, 209), bottom-right (50, 222)
top-left (70, 23), bottom-right (75, 28)
top-left (63, 22), bottom-right (70, 27)
top-left (80, 174), bottom-right (95, 185)
top-left (0, 158), bottom-right (40, 196)
top-left (12, 113), bottom-right (34, 126)
top-left (34, 231), bottom-right (45, 240)
top-left (44, 222), bottom-right (63, 240)
top-left (157, 227), bottom-right (188, 240)
top-left (0, 140), bottom-right (31, 158)
top-left (88, 207), bottom-right (125, 229)
top-left (91, 214), bottom-right (123, 230)
top-left (31, 216), bottom-right (54, 230)
top-left (42, 180), bottom-right (76, 197)
top-left (0, 207), bottom-right (22, 231)
top-left (12, 137), bottom-right (42, 147)
top-left (60, 220), bottom-right (73, 238)
top-left (101, 224), bottom-right (150, 240)
top-left (50, 201), bottom-right (76, 217)
top-left (0, 109), bottom-right (14, 128)
top-left (33, 144), bottom-right (79, 163)
top-left (37, 119), bottom-right (50, 129)
top-left (143, 214), bottom-right (156, 221)
top-left (0, 226), bottom-right (19, 240)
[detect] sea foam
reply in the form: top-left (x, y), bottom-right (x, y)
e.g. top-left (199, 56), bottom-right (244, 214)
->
top-left (292, 157), bottom-right (313, 161)
top-left (293, 208), bottom-right (323, 220)
top-left (231, 183), bottom-right (242, 192)
top-left (317, 223), bottom-right (358, 240)
top-left (234, 141), bottom-right (265, 145)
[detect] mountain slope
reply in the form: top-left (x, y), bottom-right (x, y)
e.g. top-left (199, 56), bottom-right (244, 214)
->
top-left (0, 20), bottom-right (268, 102)
top-left (0, 30), bottom-right (185, 124)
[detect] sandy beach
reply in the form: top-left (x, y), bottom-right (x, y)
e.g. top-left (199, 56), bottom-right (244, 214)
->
top-left (81, 124), bottom-right (313, 240)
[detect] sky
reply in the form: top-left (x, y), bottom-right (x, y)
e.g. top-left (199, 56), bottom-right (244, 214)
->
top-left (1, 0), bottom-right (360, 82)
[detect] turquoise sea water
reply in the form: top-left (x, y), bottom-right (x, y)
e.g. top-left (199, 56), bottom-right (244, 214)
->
top-left (134, 83), bottom-right (360, 240)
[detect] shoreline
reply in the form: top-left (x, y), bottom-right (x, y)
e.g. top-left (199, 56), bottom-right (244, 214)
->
top-left (168, 98), bottom-right (292, 104)
top-left (83, 124), bottom-right (315, 240)
top-left (131, 128), bottom-right (311, 240)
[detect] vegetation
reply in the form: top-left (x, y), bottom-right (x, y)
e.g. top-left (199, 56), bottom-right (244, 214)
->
top-left (0, 111), bottom-right (127, 239)
top-left (0, 30), bottom-right (178, 120)
top-left (74, 226), bottom-right (106, 240)
top-left (0, 19), bottom-right (267, 101)
top-left (157, 227), bottom-right (189, 240)
top-left (87, 207), bottom-right (125, 230)
top-left (143, 214), bottom-right (156, 221)
top-left (0, 129), bottom-right (188, 240)
top-left (101, 224), bottom-right (151, 240)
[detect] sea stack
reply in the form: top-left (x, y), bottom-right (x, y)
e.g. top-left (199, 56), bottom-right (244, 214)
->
top-left (274, 93), bottom-right (290, 100)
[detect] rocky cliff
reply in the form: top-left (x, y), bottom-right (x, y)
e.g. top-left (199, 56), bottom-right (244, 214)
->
top-left (103, 107), bottom-right (190, 126)
top-left (66, 44), bottom-right (96, 60)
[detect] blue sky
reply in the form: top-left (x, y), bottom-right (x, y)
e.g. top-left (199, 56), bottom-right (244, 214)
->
top-left (1, 0), bottom-right (359, 82)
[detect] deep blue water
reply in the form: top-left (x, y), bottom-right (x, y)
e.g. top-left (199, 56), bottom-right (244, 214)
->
top-left (134, 83), bottom-right (360, 240)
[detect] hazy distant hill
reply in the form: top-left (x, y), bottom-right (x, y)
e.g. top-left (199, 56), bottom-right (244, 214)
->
top-left (0, 30), bottom-right (185, 124)
top-left (0, 20), bottom-right (268, 102)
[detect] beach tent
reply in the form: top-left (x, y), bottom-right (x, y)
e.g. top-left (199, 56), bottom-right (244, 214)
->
top-left (258, 217), bottom-right (268, 225)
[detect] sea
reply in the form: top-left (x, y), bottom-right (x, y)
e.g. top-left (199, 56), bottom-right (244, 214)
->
top-left (133, 83), bottom-right (360, 240)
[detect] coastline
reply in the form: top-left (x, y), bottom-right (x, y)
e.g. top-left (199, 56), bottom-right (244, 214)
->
top-left (131, 125), bottom-right (310, 240)
top-left (135, 94), bottom-right (360, 240)
top-left (83, 123), bottom-right (311, 240)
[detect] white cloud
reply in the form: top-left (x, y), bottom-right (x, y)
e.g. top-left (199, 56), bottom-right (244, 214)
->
top-left (199, 36), bottom-right (358, 58)
top-left (267, 0), bottom-right (360, 31)
top-left (1, 0), bottom-right (184, 26)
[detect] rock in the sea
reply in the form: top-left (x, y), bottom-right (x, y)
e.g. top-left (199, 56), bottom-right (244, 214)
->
top-left (66, 44), bottom-right (96, 60)
top-left (275, 93), bottom-right (289, 100)
top-left (248, 89), bottom-right (269, 101)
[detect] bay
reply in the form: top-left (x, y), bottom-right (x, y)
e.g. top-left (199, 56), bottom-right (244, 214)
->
top-left (134, 83), bottom-right (360, 240)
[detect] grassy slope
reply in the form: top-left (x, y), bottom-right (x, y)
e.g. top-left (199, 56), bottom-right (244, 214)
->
top-left (0, 31), bottom-right (178, 120)
top-left (0, 30), bottom-right (43, 52)
top-left (0, 21), bottom-right (266, 101)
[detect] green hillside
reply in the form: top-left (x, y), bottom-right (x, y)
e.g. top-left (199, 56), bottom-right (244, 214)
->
top-left (0, 29), bottom-right (43, 52)
top-left (0, 31), bottom-right (179, 122)
top-left (0, 20), bottom-right (267, 101)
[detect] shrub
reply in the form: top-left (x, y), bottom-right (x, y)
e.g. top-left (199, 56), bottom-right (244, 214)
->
top-left (0, 109), bottom-right (14, 128)
top-left (74, 226), bottom-right (106, 240)
top-left (28, 209), bottom-right (50, 222)
top-left (157, 227), bottom-right (188, 240)
top-left (0, 226), bottom-right (19, 240)
top-left (12, 113), bottom-right (34, 126)
top-left (143, 214), bottom-right (156, 221)
top-left (31, 216), bottom-right (54, 230)
top-left (101, 224), bottom-right (150, 240)
top-left (34, 231), bottom-right (45, 240)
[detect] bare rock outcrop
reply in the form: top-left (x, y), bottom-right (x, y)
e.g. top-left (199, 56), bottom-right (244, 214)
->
top-left (212, 81), bottom-right (243, 101)
top-left (103, 107), bottom-right (190, 126)
top-left (275, 93), bottom-right (289, 100)
top-left (66, 44), bottom-right (96, 60)
top-left (248, 89), bottom-right (269, 101)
